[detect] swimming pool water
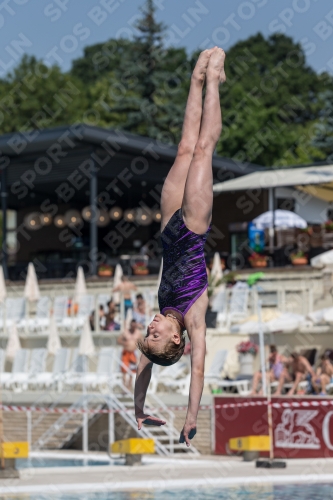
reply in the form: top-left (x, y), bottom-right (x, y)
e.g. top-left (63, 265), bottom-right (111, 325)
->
top-left (4, 484), bottom-right (333, 499)
top-left (16, 458), bottom-right (113, 468)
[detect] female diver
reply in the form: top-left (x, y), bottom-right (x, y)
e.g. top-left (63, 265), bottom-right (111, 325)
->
top-left (134, 47), bottom-right (226, 446)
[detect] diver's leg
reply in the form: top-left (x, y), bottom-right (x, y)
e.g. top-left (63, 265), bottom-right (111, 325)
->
top-left (181, 48), bottom-right (225, 234)
top-left (160, 49), bottom-right (214, 231)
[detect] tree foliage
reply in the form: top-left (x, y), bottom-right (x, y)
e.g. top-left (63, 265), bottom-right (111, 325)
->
top-left (0, 1), bottom-right (332, 167)
top-left (312, 90), bottom-right (333, 162)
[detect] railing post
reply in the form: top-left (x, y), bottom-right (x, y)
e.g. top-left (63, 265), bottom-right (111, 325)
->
top-left (82, 409), bottom-right (88, 453)
top-left (169, 413), bottom-right (174, 455)
top-left (120, 292), bottom-right (125, 331)
top-left (108, 399), bottom-right (114, 452)
top-left (27, 410), bottom-right (32, 450)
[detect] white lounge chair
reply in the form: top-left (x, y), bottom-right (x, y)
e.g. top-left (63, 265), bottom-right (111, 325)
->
top-left (29, 348), bottom-right (70, 391)
top-left (216, 283), bottom-right (250, 329)
top-left (204, 349), bottom-right (228, 385)
top-left (150, 359), bottom-right (190, 394)
top-left (54, 296), bottom-right (69, 327)
top-left (64, 347), bottom-right (123, 391)
top-left (0, 348), bottom-right (10, 386)
top-left (12, 348), bottom-right (47, 391)
top-left (211, 287), bottom-right (226, 313)
top-left (4, 348), bottom-right (30, 390)
top-left (61, 295), bottom-right (94, 332)
top-left (18, 296), bottom-right (50, 333)
top-left (205, 349), bottom-right (250, 395)
top-left (0, 298), bottom-right (26, 331)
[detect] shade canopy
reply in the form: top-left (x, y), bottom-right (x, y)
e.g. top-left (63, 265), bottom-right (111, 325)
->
top-left (252, 210), bottom-right (307, 229)
top-left (213, 164), bottom-right (333, 202)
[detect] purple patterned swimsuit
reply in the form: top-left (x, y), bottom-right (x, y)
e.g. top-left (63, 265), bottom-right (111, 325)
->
top-left (158, 209), bottom-right (210, 324)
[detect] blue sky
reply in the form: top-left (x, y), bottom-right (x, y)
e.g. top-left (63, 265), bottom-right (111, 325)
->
top-left (0, 0), bottom-right (332, 77)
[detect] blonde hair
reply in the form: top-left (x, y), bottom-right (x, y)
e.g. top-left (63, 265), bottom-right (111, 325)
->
top-left (137, 322), bottom-right (185, 366)
top-left (137, 332), bottom-right (186, 366)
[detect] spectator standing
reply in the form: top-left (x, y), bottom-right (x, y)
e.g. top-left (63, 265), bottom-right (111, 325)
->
top-left (117, 321), bottom-right (143, 389)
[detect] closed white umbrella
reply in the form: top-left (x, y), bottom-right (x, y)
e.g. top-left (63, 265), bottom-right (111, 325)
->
top-left (308, 308), bottom-right (332, 325)
top-left (5, 323), bottom-right (21, 361)
top-left (125, 307), bottom-right (133, 329)
top-left (112, 264), bottom-right (123, 304)
top-left (0, 266), bottom-right (7, 303)
top-left (47, 316), bottom-right (61, 356)
top-left (311, 249), bottom-right (333, 269)
top-left (74, 266), bottom-right (87, 302)
top-left (267, 313), bottom-right (305, 333)
top-left (253, 210), bottom-right (307, 230)
top-left (79, 317), bottom-right (95, 357)
top-left (211, 252), bottom-right (223, 285)
top-left (24, 262), bottom-right (40, 301)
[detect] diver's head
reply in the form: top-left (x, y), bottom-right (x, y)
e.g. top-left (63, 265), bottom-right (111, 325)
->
top-left (137, 313), bottom-right (185, 366)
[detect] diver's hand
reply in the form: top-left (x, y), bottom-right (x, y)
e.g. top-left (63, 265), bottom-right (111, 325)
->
top-left (179, 420), bottom-right (197, 447)
top-left (136, 414), bottom-right (166, 430)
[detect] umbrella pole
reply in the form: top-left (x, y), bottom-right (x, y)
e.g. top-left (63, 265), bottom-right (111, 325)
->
top-left (82, 355), bottom-right (88, 454)
top-left (0, 371), bottom-right (5, 469)
top-left (267, 372), bottom-right (274, 462)
top-left (257, 300), bottom-right (267, 396)
top-left (256, 300), bottom-right (286, 469)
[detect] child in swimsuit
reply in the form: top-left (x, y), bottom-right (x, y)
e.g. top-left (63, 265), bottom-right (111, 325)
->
top-left (134, 47), bottom-right (226, 447)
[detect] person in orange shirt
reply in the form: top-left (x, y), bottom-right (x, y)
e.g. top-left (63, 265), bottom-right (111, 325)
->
top-left (117, 320), bottom-right (143, 389)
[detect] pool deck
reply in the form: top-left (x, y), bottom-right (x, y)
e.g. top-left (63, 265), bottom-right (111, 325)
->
top-left (0, 452), bottom-right (333, 495)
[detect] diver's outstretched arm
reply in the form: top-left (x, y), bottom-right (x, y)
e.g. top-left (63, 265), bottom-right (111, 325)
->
top-left (135, 354), bottom-right (166, 429)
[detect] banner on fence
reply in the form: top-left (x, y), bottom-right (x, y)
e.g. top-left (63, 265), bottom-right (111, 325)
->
top-left (214, 396), bottom-right (333, 459)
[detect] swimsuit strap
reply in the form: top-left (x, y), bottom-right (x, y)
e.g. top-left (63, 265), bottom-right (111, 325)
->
top-left (165, 313), bottom-right (185, 329)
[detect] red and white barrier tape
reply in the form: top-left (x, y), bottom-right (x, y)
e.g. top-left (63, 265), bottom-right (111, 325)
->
top-left (0, 399), bottom-right (332, 415)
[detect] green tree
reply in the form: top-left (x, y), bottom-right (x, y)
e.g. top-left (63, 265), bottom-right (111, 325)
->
top-left (88, 0), bottom-right (188, 143)
top-left (0, 55), bottom-right (87, 134)
top-left (312, 90), bottom-right (333, 161)
top-left (71, 38), bottom-right (135, 85)
top-left (216, 33), bottom-right (331, 166)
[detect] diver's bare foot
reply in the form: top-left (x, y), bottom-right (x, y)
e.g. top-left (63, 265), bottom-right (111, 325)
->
top-left (206, 47), bottom-right (226, 84)
top-left (192, 48), bottom-right (215, 85)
